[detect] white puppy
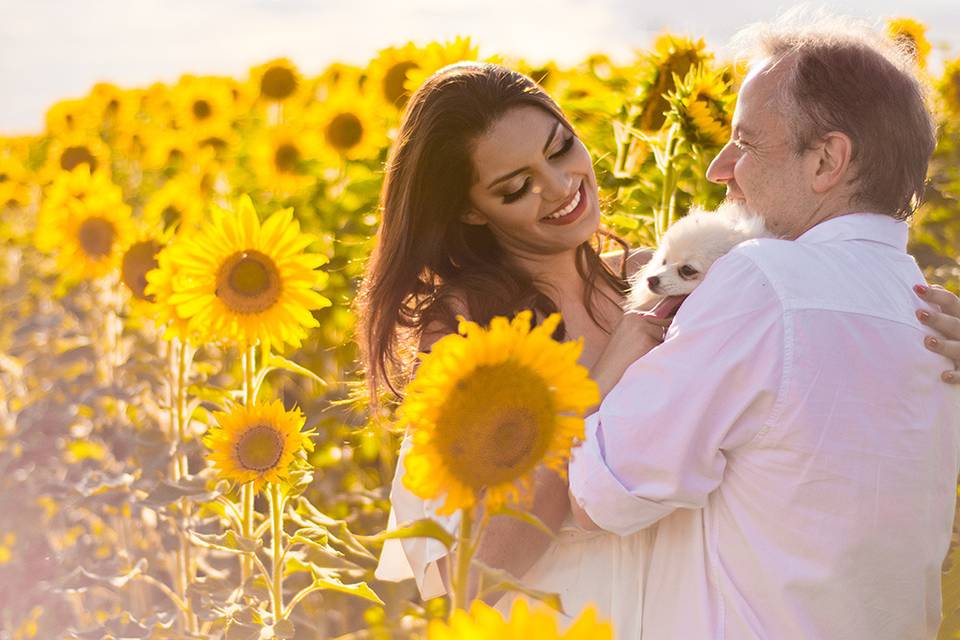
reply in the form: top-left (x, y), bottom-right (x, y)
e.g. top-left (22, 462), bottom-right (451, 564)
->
top-left (627, 203), bottom-right (770, 312)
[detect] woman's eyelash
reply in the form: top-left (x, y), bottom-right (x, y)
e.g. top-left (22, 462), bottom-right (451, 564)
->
top-left (503, 178), bottom-right (531, 204)
top-left (550, 136), bottom-right (575, 158)
top-left (501, 136), bottom-right (577, 204)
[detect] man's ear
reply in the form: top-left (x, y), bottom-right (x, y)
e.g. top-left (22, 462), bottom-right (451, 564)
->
top-left (461, 208), bottom-right (487, 226)
top-left (811, 131), bottom-right (853, 194)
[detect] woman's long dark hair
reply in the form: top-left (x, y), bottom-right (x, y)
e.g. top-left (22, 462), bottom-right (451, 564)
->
top-left (355, 62), bottom-right (629, 402)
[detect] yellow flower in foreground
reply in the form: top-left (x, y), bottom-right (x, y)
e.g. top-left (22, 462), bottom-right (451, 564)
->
top-left (665, 65), bottom-right (733, 149)
top-left (401, 311), bottom-right (598, 516)
top-left (205, 400), bottom-right (315, 493)
top-left (429, 599), bottom-right (611, 640)
top-left (166, 195), bottom-right (331, 350)
top-left (886, 17), bottom-right (931, 69)
top-left (144, 241), bottom-right (191, 341)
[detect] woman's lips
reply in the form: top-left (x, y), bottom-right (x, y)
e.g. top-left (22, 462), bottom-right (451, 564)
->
top-left (541, 182), bottom-right (587, 226)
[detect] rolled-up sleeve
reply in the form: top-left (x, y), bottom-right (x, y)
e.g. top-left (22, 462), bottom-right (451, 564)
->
top-left (569, 249), bottom-right (785, 536)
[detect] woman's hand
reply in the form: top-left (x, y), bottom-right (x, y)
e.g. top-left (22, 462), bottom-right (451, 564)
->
top-left (915, 284), bottom-right (960, 384)
top-left (591, 309), bottom-right (673, 404)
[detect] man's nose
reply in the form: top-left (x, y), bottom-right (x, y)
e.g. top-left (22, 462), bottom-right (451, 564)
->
top-left (706, 143), bottom-right (736, 185)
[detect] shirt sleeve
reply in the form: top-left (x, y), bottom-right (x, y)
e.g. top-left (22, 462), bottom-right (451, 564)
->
top-left (374, 433), bottom-right (459, 599)
top-left (569, 249), bottom-right (785, 536)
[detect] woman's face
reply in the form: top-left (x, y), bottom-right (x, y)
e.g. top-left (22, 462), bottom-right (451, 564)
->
top-left (464, 105), bottom-right (601, 259)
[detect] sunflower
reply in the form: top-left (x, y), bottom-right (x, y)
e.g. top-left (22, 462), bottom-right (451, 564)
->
top-left (0, 155), bottom-right (33, 210)
top-left (403, 37), bottom-right (484, 98)
top-left (143, 241), bottom-right (192, 341)
top-left (311, 62), bottom-right (365, 102)
top-left (143, 175), bottom-right (207, 236)
top-left (41, 133), bottom-right (111, 182)
top-left (204, 400), bottom-right (315, 493)
top-left (40, 165), bottom-right (117, 218)
top-left (171, 75), bottom-right (237, 132)
top-left (366, 43), bottom-right (424, 109)
top-left (166, 195), bottom-right (331, 350)
top-left (310, 87), bottom-right (387, 163)
top-left (665, 65), bottom-right (733, 149)
top-left (120, 238), bottom-right (163, 302)
top-left (249, 124), bottom-right (320, 194)
top-left (428, 599), bottom-right (611, 640)
top-left (400, 311), bottom-right (598, 516)
top-left (35, 172), bottom-right (133, 282)
top-left (250, 58), bottom-right (304, 103)
top-left (886, 17), bottom-right (932, 69)
top-left (45, 98), bottom-right (100, 137)
top-left (631, 34), bottom-right (711, 133)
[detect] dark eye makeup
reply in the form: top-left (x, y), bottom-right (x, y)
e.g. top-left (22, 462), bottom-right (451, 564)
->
top-left (501, 135), bottom-right (576, 204)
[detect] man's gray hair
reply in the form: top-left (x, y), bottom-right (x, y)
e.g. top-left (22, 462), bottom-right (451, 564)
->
top-left (730, 8), bottom-right (937, 220)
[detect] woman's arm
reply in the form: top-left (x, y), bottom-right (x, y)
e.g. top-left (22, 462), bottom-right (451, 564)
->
top-left (915, 284), bottom-right (960, 384)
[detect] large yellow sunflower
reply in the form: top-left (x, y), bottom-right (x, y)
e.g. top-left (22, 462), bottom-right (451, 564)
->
top-left (631, 34), bottom-right (712, 133)
top-left (400, 311), bottom-right (598, 516)
top-left (249, 124), bottom-right (320, 194)
top-left (429, 599), bottom-right (611, 640)
top-left (204, 400), bottom-right (315, 493)
top-left (886, 17), bottom-right (932, 69)
top-left (665, 64), bottom-right (733, 149)
top-left (35, 174), bottom-right (134, 282)
top-left (171, 74), bottom-right (237, 133)
top-left (166, 195), bottom-right (331, 351)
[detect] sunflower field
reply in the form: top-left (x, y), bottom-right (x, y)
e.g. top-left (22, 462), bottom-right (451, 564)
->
top-left (1, 17), bottom-right (959, 640)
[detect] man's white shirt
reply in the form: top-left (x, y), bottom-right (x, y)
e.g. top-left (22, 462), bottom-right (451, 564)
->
top-left (569, 212), bottom-right (960, 639)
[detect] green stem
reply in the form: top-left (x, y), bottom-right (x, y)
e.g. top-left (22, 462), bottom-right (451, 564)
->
top-left (173, 339), bottom-right (199, 634)
top-left (239, 346), bottom-right (257, 583)
top-left (270, 483), bottom-right (285, 621)
top-left (657, 125), bottom-right (681, 241)
top-left (451, 507), bottom-right (474, 615)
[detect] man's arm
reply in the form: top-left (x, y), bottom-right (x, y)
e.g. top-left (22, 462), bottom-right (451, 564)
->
top-left (569, 250), bottom-right (785, 536)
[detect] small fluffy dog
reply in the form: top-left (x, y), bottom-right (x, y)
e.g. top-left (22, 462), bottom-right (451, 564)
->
top-left (627, 203), bottom-right (770, 312)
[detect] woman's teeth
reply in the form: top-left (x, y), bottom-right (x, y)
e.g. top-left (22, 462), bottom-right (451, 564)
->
top-left (545, 187), bottom-right (581, 220)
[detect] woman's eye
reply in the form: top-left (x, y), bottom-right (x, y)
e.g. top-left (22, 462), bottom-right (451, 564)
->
top-left (502, 177), bottom-right (531, 204)
top-left (679, 265), bottom-right (699, 279)
top-left (550, 136), bottom-right (575, 159)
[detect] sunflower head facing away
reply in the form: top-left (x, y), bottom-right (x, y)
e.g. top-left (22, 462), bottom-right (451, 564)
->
top-left (205, 400), bottom-right (315, 493)
top-left (428, 598), bottom-right (612, 640)
top-left (885, 17), bottom-right (931, 69)
top-left (166, 195), bottom-right (331, 350)
top-left (631, 34), bottom-right (711, 132)
top-left (400, 311), bottom-right (599, 516)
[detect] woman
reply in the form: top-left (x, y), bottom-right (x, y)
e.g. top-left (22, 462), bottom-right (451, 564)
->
top-left (355, 62), bottom-right (960, 633)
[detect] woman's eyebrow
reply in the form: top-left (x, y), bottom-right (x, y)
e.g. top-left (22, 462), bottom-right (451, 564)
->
top-left (486, 120), bottom-right (562, 189)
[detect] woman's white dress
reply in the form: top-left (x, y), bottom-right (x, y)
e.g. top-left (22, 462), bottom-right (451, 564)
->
top-left (375, 434), bottom-right (654, 637)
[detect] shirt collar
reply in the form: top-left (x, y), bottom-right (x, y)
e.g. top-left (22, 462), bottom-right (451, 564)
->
top-left (795, 212), bottom-right (908, 250)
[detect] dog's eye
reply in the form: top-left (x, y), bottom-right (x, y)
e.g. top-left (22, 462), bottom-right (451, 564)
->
top-left (678, 265), bottom-right (699, 279)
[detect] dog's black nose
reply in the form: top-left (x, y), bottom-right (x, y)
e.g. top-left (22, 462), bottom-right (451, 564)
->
top-left (647, 276), bottom-right (660, 290)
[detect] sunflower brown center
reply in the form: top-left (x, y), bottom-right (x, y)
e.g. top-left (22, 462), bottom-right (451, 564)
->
top-left (326, 113), bottom-right (363, 151)
top-left (383, 61), bottom-right (419, 106)
top-left (260, 67), bottom-right (298, 100)
top-left (192, 99), bottom-right (213, 120)
top-left (0, 173), bottom-right (8, 183)
top-left (274, 143), bottom-right (301, 172)
top-left (77, 217), bottom-right (116, 259)
top-left (61, 145), bottom-right (97, 172)
top-left (215, 250), bottom-right (281, 314)
top-left (235, 425), bottom-right (284, 471)
top-left (435, 361), bottom-right (555, 489)
top-left (121, 240), bottom-right (161, 301)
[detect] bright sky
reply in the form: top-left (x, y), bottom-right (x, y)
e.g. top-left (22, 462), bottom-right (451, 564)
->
top-left (1, 0), bottom-right (957, 134)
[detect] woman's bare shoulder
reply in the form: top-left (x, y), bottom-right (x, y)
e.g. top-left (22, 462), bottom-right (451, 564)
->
top-left (600, 247), bottom-right (655, 278)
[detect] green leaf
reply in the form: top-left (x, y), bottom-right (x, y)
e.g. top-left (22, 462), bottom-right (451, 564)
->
top-left (141, 478), bottom-right (222, 509)
top-left (254, 353), bottom-right (327, 400)
top-left (357, 518), bottom-right (455, 551)
top-left (473, 560), bottom-right (564, 614)
top-left (306, 570), bottom-right (384, 605)
top-left (189, 530), bottom-right (260, 554)
top-left (57, 558), bottom-right (147, 593)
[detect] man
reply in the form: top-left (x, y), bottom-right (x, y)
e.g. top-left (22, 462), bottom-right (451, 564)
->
top-left (569, 14), bottom-right (960, 639)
